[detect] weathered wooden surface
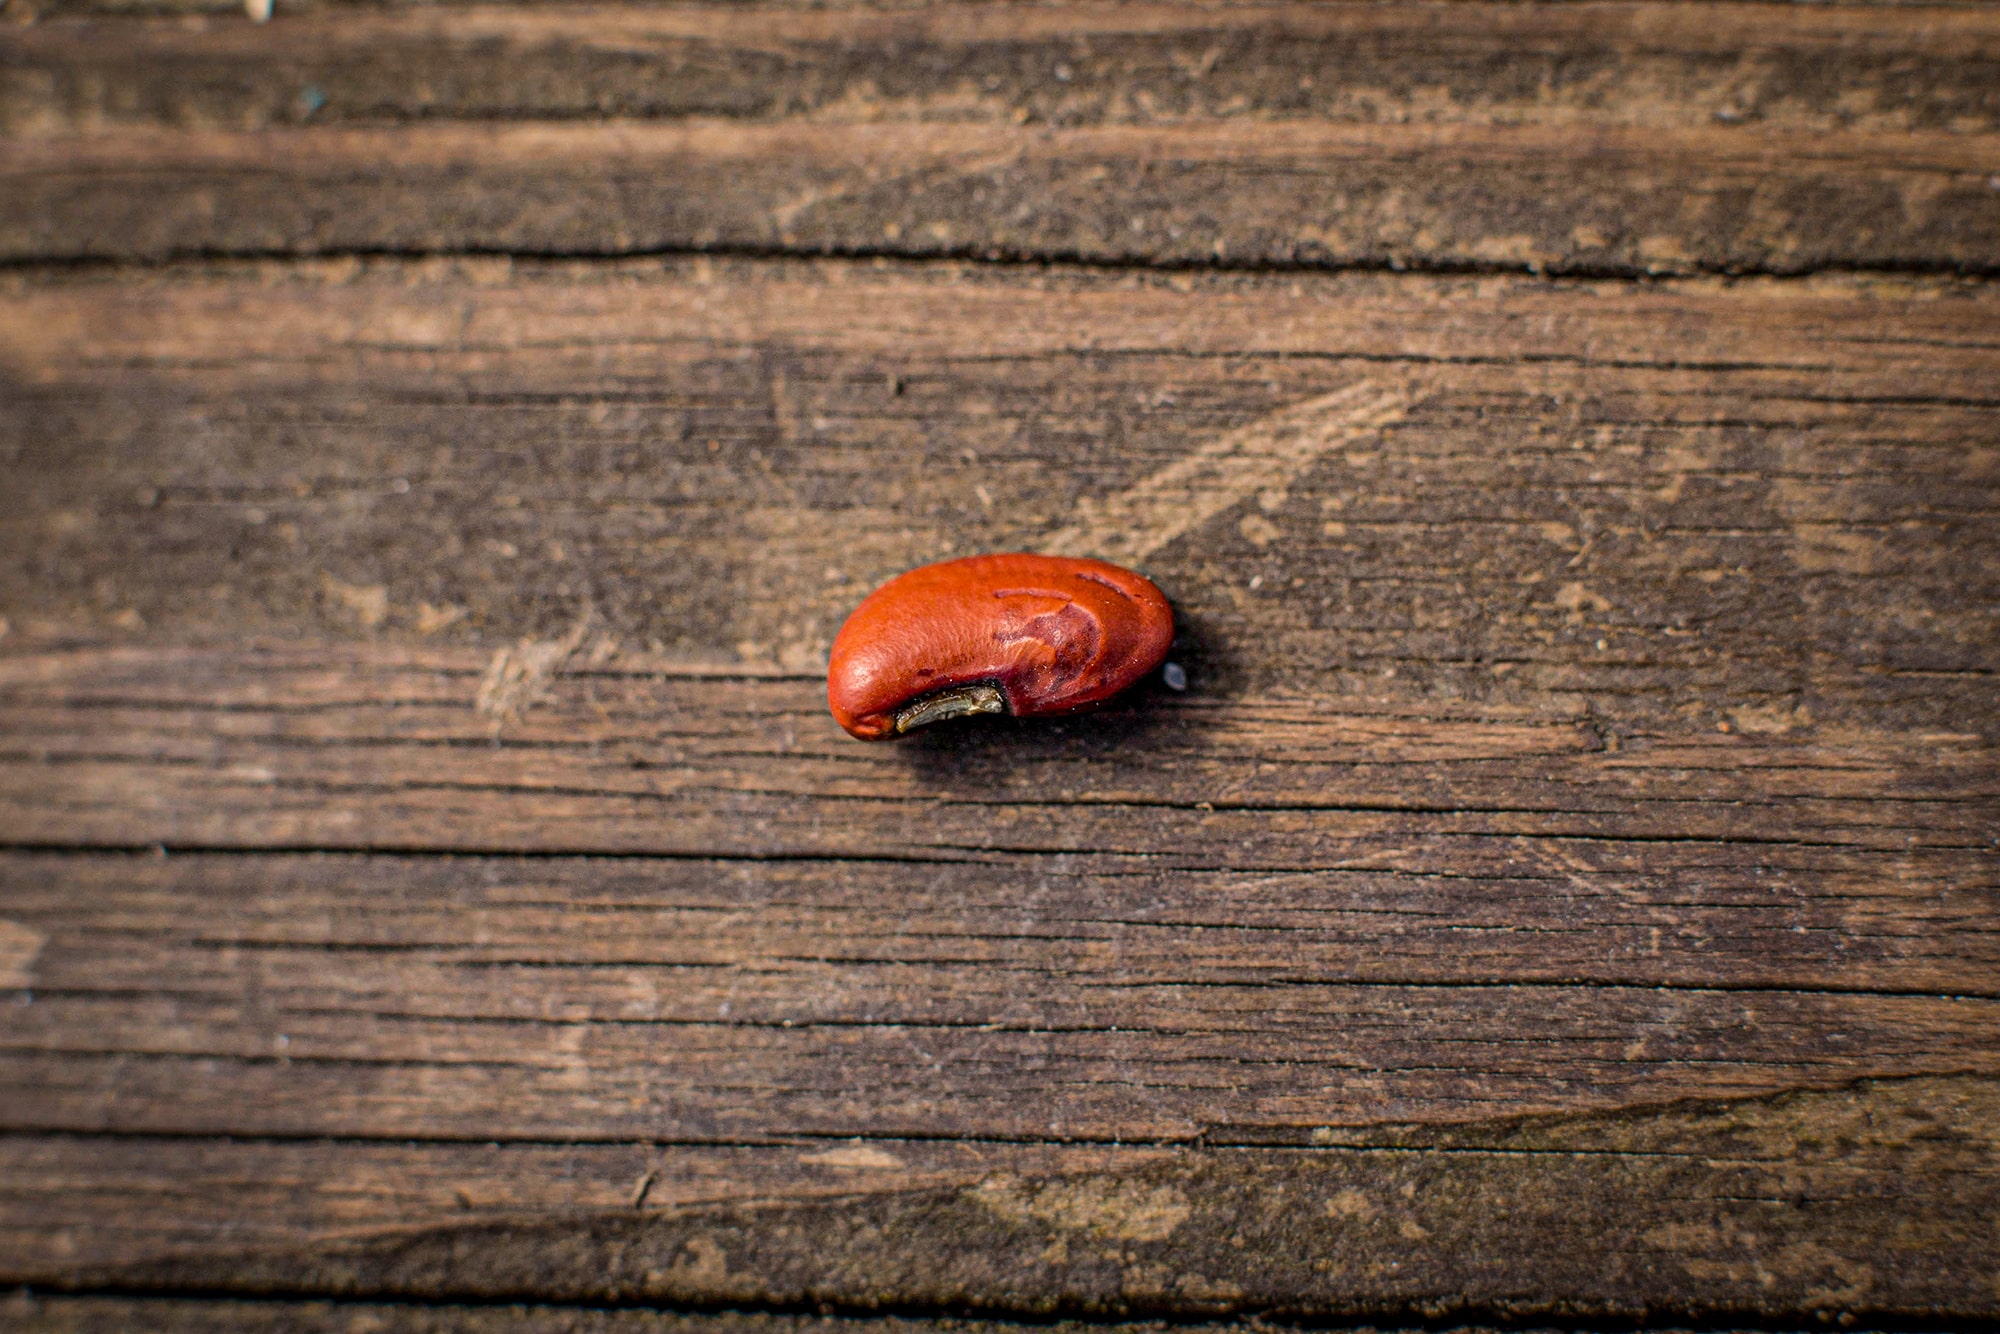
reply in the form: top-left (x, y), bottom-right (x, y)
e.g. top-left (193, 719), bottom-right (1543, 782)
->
top-left (0, 1302), bottom-right (1710, 1334)
top-left (0, 1305), bottom-right (1273, 1334)
top-left (5, 4), bottom-right (2000, 272)
top-left (5, 261), bottom-right (1996, 721)
top-left (2, 2), bottom-right (1998, 1329)
top-left (6, 1072), bottom-right (1998, 1316)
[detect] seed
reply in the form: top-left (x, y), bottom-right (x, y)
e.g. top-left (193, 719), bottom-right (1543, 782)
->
top-left (827, 553), bottom-right (1174, 740)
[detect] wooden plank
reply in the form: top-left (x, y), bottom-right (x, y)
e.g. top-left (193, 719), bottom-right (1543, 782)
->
top-left (3, 1075), bottom-right (1997, 1318)
top-left (0, 1297), bottom-right (1780, 1334)
top-left (4, 3), bottom-right (1999, 270)
top-left (0, 1303), bottom-right (1076, 1334)
top-left (2, 842), bottom-right (1995, 1143)
top-left (0, 1301), bottom-right (1248, 1334)
top-left (2, 259), bottom-right (1995, 734)
top-left (0, 1302), bottom-right (1475, 1334)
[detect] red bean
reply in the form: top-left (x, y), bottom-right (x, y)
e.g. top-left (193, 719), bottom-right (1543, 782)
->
top-left (827, 553), bottom-right (1175, 740)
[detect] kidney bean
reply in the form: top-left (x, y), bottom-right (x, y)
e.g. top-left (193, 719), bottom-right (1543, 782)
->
top-left (827, 553), bottom-right (1174, 739)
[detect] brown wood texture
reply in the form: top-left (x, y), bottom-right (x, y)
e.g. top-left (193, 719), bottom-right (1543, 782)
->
top-left (2, 2), bottom-right (1999, 1328)
top-left (0, 1301), bottom-right (1714, 1334)
top-left (4, 3), bottom-right (2000, 272)
top-left (0, 1304), bottom-right (1285, 1334)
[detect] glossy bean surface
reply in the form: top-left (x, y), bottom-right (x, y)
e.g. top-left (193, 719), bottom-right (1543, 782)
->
top-left (827, 553), bottom-right (1174, 740)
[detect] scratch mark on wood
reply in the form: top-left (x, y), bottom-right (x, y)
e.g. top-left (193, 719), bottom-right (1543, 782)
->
top-left (474, 613), bottom-right (591, 732)
top-left (1041, 380), bottom-right (1415, 566)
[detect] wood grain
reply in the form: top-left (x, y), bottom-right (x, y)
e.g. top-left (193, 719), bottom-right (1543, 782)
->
top-left (4, 3), bottom-right (1998, 271)
top-left (0, 1303), bottom-right (1259, 1334)
top-left (3, 259), bottom-right (1995, 733)
top-left (0, 1299), bottom-right (1846, 1334)
top-left (0, 254), bottom-right (1996, 1318)
top-left (4, 1075), bottom-right (1997, 1317)
top-left (2, 830), bottom-right (1996, 1139)
top-left (3, 3), bottom-right (1998, 1318)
